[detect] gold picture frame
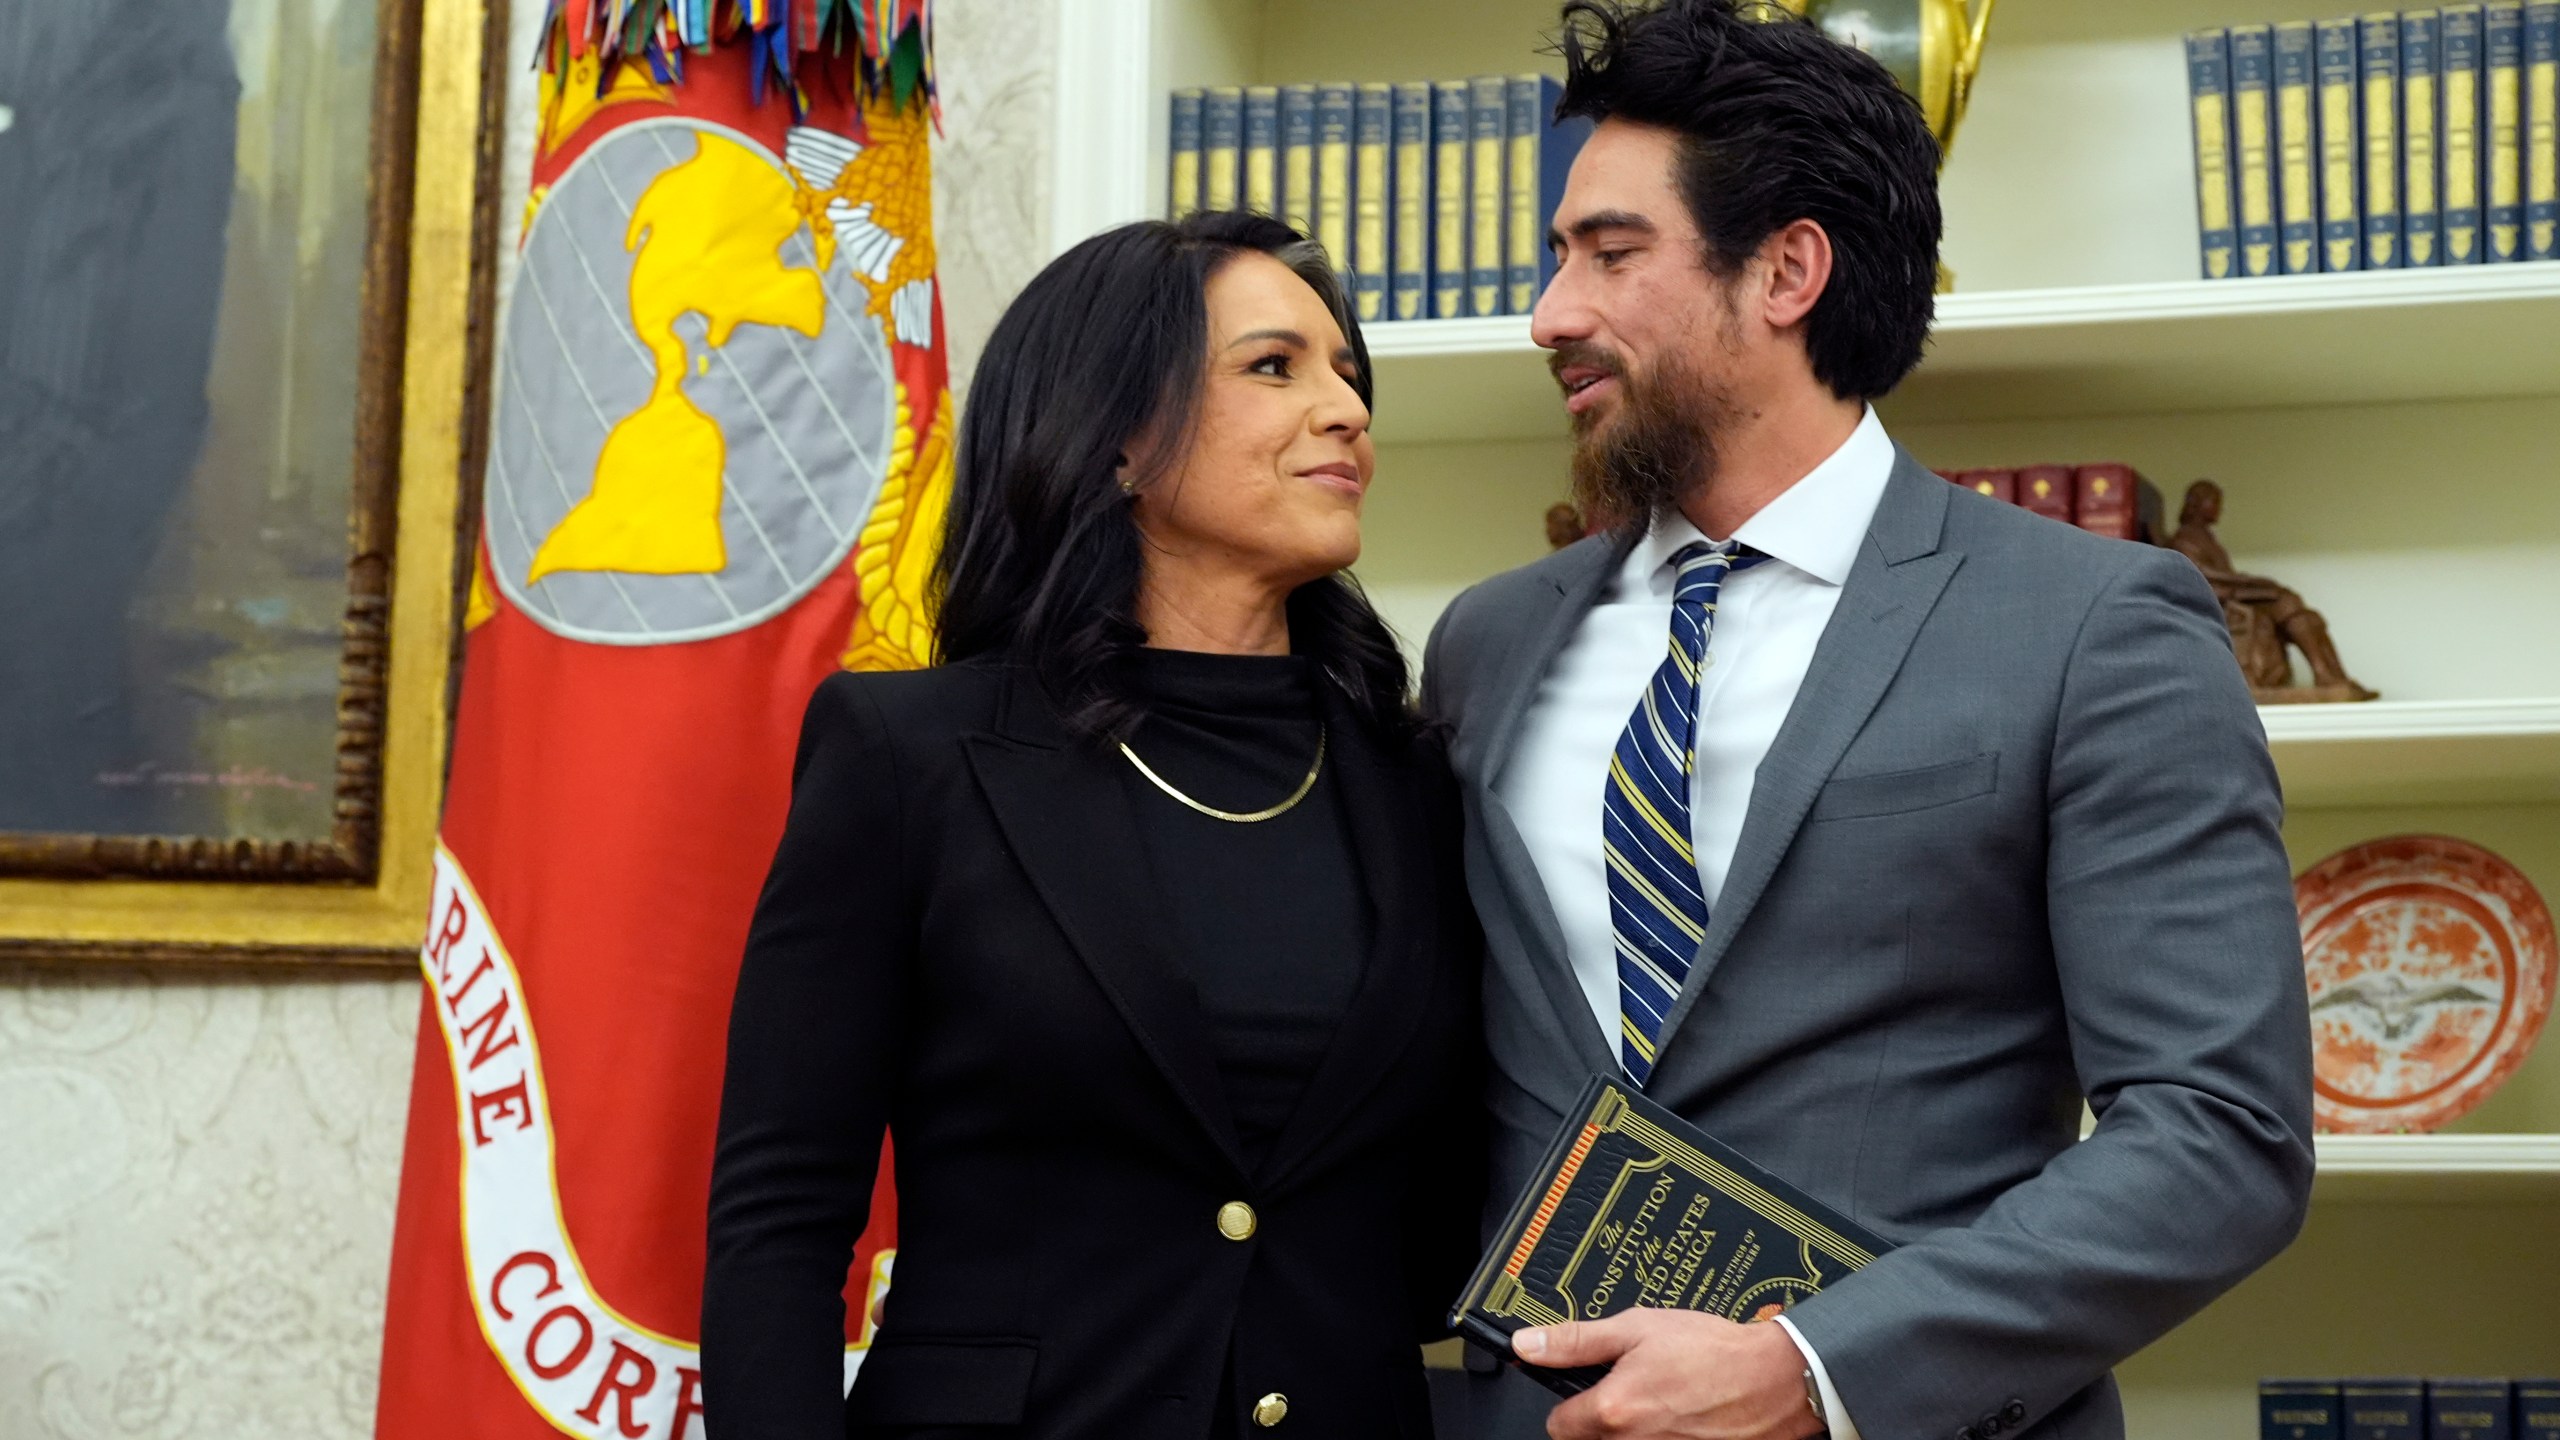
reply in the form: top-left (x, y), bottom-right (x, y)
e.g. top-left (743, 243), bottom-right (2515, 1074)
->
top-left (0, 0), bottom-right (504, 967)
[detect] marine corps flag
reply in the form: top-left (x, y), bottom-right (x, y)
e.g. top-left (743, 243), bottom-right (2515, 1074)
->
top-left (377, 5), bottom-right (943, 1435)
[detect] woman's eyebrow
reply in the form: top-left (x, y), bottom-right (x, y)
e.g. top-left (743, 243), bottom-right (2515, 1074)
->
top-left (1225, 327), bottom-right (1309, 350)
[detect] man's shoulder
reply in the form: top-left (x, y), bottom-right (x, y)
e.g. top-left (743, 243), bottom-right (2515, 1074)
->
top-left (1436, 534), bottom-right (1614, 653)
top-left (1938, 480), bottom-right (2191, 602)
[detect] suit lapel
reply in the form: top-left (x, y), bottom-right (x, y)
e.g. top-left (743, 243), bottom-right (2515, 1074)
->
top-left (1255, 687), bottom-right (1435, 1188)
top-left (962, 670), bottom-right (1249, 1176)
top-left (1457, 533), bottom-right (1633, 1081)
top-left (1649, 455), bottom-right (1964, 1077)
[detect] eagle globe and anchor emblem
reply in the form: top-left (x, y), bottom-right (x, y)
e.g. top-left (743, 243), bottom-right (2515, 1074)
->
top-left (487, 113), bottom-right (933, 644)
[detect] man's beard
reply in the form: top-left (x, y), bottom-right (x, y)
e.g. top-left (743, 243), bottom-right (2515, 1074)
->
top-left (1556, 341), bottom-right (1741, 535)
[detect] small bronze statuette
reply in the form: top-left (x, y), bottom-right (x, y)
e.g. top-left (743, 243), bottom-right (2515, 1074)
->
top-left (2166, 480), bottom-right (2376, 704)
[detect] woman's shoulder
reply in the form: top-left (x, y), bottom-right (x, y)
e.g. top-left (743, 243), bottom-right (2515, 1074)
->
top-left (805, 657), bottom-right (1013, 740)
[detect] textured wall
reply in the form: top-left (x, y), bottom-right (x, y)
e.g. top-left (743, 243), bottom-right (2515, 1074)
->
top-left (0, 4), bottom-right (1051, 1434)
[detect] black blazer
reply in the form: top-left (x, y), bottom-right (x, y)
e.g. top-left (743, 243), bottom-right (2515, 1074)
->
top-left (703, 658), bottom-right (1484, 1440)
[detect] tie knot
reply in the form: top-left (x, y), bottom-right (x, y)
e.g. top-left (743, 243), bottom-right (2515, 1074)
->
top-left (1670, 541), bottom-right (1760, 605)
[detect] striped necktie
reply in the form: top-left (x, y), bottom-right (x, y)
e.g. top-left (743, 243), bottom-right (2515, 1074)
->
top-left (1607, 540), bottom-right (1764, 1084)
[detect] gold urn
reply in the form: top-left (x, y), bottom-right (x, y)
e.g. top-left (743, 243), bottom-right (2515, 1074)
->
top-left (1772, 0), bottom-right (1999, 164)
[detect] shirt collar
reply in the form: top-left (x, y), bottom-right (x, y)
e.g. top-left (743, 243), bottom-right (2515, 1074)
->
top-left (1628, 405), bottom-right (1896, 594)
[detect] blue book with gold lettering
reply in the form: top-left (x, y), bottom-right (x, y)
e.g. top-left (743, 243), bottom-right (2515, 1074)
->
top-left (2278, 22), bottom-right (2324, 272)
top-left (2362, 13), bottom-right (2406, 268)
top-left (1392, 82), bottom-right (1431, 321)
top-left (2190, 29), bottom-right (2242, 278)
top-left (1168, 89), bottom-right (1204, 219)
top-left (1449, 1073), bottom-right (1893, 1397)
top-left (2403, 11), bottom-right (2445, 266)
top-left (2488, 3), bottom-right (2528, 259)
top-left (1203, 86), bottom-right (1243, 214)
top-left (2516, 1382), bottom-right (2560, 1440)
top-left (1468, 76), bottom-right (1508, 315)
top-left (2320, 18), bottom-right (2368, 268)
top-left (1431, 81), bottom-right (1470, 318)
top-left (2444, 6), bottom-right (2488, 261)
top-left (2234, 25), bottom-right (2282, 275)
top-left (2429, 1380), bottom-right (2514, 1440)
top-left (1506, 75), bottom-right (1593, 314)
top-left (2346, 1380), bottom-right (2427, 1440)
top-left (2530, 1), bottom-right (2560, 258)
top-left (1314, 83), bottom-right (1354, 280)
top-left (1242, 86), bottom-right (1280, 218)
top-left (1280, 84), bottom-right (1317, 238)
top-left (1353, 83), bottom-right (1392, 322)
top-left (2266, 1381), bottom-right (2346, 1440)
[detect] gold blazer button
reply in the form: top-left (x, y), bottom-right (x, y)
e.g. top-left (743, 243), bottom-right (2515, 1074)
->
top-left (1252, 1393), bottom-right (1289, 1427)
top-left (1217, 1201), bottom-right (1258, 1241)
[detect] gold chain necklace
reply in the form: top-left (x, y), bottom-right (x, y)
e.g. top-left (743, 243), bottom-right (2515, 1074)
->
top-left (1118, 726), bottom-right (1327, 823)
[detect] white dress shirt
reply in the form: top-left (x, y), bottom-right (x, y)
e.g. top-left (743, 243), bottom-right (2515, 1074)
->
top-left (1492, 405), bottom-right (1896, 1438)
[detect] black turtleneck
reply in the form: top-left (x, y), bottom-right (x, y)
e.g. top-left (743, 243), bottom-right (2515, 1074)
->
top-left (1113, 647), bottom-right (1374, 1170)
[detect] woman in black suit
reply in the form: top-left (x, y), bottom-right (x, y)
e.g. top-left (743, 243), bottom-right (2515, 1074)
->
top-left (702, 211), bottom-right (1483, 1440)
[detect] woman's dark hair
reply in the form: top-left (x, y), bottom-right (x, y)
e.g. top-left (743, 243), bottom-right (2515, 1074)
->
top-left (1554, 0), bottom-right (1942, 400)
top-left (931, 210), bottom-right (1416, 742)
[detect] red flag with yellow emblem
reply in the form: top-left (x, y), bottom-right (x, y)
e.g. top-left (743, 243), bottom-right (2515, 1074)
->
top-left (377, 6), bottom-right (942, 1435)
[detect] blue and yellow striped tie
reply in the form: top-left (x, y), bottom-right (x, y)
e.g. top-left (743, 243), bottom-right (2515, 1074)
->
top-left (1608, 540), bottom-right (1763, 1084)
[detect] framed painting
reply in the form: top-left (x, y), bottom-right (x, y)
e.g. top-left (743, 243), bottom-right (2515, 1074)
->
top-left (0, 0), bottom-right (500, 964)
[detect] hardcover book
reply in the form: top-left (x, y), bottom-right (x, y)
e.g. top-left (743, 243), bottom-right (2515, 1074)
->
top-left (2320, 18), bottom-right (2369, 268)
top-left (2362, 12), bottom-right (2405, 269)
top-left (2072, 464), bottom-right (2143, 542)
top-left (2277, 21), bottom-right (2324, 272)
top-left (2345, 1379), bottom-right (2427, 1440)
top-left (2444, 5), bottom-right (2488, 261)
top-left (1353, 83), bottom-right (1392, 322)
top-left (2267, 1381), bottom-right (2347, 1440)
top-left (1280, 84), bottom-right (1317, 238)
top-left (2516, 1381), bottom-right (2560, 1440)
top-left (1203, 86), bottom-right (1243, 214)
top-left (2404, 11), bottom-right (2446, 266)
top-left (2488, 3), bottom-right (2529, 259)
top-left (2191, 29), bottom-right (2243, 278)
top-left (1315, 84), bottom-right (1354, 277)
top-left (1392, 82), bottom-right (1431, 321)
top-left (1432, 81), bottom-right (1470, 318)
top-left (2017, 464), bottom-right (2076, 524)
top-left (1468, 76), bottom-right (1509, 315)
top-left (2428, 1379), bottom-right (2514, 1440)
top-left (1954, 468), bottom-right (2018, 505)
top-left (1243, 86), bottom-right (1281, 218)
top-left (1448, 1074), bottom-right (1892, 1397)
top-left (2235, 25), bottom-right (2282, 275)
top-left (1505, 76), bottom-right (1591, 315)
top-left (1168, 88), bottom-right (1204, 219)
top-left (2529, 1), bottom-right (2560, 258)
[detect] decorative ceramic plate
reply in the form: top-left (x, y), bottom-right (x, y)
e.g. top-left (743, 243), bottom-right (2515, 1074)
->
top-left (2295, 835), bottom-right (2555, 1134)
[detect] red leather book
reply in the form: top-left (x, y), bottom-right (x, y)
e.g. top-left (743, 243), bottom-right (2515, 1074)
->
top-left (2015, 464), bottom-right (2075, 524)
top-left (1953, 467), bottom-right (2017, 504)
top-left (2071, 463), bottom-right (2142, 540)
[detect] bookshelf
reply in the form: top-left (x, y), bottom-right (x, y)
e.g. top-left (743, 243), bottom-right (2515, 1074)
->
top-left (1051, 0), bottom-right (2560, 1426)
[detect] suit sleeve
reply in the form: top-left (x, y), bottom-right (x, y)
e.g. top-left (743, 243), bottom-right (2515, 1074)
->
top-left (702, 672), bottom-right (914, 1438)
top-left (1783, 547), bottom-right (2316, 1440)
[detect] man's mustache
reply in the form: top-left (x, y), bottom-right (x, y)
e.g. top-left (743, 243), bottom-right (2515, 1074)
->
top-left (1547, 342), bottom-right (1627, 391)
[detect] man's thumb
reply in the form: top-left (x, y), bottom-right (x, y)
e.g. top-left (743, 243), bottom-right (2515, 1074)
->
top-left (1511, 1315), bottom-right (1628, 1367)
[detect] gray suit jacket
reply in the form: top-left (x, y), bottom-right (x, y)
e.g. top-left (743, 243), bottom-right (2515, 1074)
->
top-left (1421, 451), bottom-right (2315, 1440)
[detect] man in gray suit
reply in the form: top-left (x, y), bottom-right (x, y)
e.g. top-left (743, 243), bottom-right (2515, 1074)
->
top-left (1421, 5), bottom-right (2316, 1439)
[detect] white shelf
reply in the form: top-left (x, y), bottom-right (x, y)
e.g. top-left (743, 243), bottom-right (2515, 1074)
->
top-left (2313, 1133), bottom-right (2560, 1201)
top-left (1359, 266), bottom-right (2560, 442)
top-left (2263, 699), bottom-right (2560, 810)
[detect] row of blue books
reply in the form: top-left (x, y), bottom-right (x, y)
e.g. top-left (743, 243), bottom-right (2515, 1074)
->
top-left (2187, 5), bottom-right (2560, 278)
top-left (1166, 79), bottom-right (1593, 322)
top-left (2262, 1378), bottom-right (2560, 1440)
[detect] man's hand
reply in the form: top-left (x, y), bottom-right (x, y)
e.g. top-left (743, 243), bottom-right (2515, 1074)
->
top-left (1512, 1310), bottom-right (1825, 1440)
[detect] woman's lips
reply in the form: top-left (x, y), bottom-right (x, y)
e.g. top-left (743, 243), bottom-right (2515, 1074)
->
top-left (1298, 462), bottom-right (1366, 497)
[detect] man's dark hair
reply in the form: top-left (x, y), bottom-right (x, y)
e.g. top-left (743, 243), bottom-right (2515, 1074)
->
top-left (1554, 0), bottom-right (1941, 399)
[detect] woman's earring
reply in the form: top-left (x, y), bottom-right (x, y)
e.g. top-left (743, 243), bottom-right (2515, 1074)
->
top-left (1119, 475), bottom-right (1137, 496)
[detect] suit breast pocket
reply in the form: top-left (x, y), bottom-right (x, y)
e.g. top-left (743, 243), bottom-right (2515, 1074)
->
top-left (1808, 752), bottom-right (1999, 823)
